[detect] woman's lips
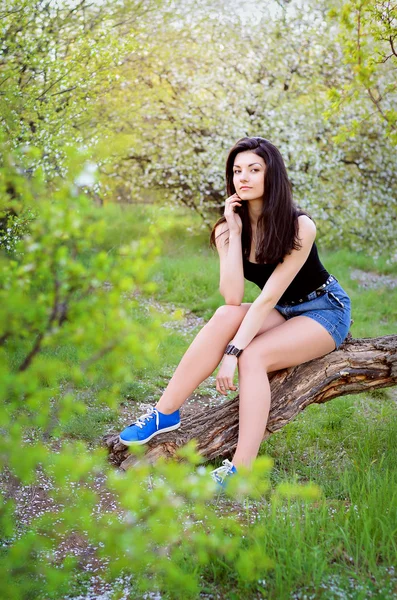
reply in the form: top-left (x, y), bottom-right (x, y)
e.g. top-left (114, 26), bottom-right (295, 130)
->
top-left (240, 187), bottom-right (252, 190)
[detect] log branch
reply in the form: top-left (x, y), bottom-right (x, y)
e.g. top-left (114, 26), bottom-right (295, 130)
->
top-left (103, 333), bottom-right (397, 470)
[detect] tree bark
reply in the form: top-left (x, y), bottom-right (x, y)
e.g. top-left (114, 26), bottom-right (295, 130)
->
top-left (103, 333), bottom-right (397, 470)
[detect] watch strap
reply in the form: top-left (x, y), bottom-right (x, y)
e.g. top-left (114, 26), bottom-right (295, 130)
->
top-left (224, 343), bottom-right (243, 358)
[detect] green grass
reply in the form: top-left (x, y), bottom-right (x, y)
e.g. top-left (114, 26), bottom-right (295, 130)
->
top-left (254, 391), bottom-right (397, 597)
top-left (60, 405), bottom-right (119, 442)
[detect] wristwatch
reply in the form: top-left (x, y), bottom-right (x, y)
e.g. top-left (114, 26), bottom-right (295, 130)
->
top-left (224, 343), bottom-right (244, 358)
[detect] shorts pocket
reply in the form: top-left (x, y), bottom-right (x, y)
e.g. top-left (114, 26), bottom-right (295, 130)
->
top-left (326, 290), bottom-right (346, 309)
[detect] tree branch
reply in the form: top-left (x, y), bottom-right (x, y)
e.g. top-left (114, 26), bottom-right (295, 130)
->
top-left (80, 342), bottom-right (117, 371)
top-left (18, 275), bottom-right (61, 372)
top-left (103, 333), bottom-right (397, 469)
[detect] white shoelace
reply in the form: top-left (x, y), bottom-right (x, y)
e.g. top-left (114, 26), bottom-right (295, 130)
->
top-left (130, 406), bottom-right (159, 430)
top-left (210, 459), bottom-right (235, 483)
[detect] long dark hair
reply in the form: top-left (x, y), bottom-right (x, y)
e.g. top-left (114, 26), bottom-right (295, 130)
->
top-left (209, 136), bottom-right (311, 264)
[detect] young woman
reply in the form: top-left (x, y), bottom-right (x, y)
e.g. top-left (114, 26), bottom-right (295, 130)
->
top-left (119, 136), bottom-right (352, 488)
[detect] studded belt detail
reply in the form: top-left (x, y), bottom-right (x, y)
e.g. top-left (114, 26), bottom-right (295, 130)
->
top-left (280, 275), bottom-right (337, 306)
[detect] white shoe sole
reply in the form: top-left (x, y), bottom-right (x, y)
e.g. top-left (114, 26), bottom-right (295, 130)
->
top-left (119, 421), bottom-right (181, 446)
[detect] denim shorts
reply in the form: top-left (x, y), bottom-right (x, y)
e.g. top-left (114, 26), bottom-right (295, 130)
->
top-left (274, 277), bottom-right (352, 349)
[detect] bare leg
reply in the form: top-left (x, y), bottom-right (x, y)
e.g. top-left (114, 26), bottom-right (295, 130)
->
top-left (232, 362), bottom-right (272, 469)
top-left (155, 305), bottom-right (285, 414)
top-left (232, 316), bottom-right (336, 469)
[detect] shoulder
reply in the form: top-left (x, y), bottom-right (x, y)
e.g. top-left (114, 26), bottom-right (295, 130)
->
top-left (214, 220), bottom-right (229, 248)
top-left (215, 220), bottom-right (229, 234)
top-left (297, 214), bottom-right (316, 240)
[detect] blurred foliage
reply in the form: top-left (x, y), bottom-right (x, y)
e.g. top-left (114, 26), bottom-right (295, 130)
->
top-left (0, 0), bottom-right (165, 182)
top-left (327, 0), bottom-right (397, 143)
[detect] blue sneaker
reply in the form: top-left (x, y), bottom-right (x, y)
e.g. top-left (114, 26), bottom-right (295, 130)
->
top-left (210, 459), bottom-right (237, 490)
top-left (119, 406), bottom-right (181, 446)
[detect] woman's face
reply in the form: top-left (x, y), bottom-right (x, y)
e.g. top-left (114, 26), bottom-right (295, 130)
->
top-left (232, 151), bottom-right (266, 201)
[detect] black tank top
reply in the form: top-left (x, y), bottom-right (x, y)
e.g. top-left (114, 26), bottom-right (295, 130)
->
top-left (242, 218), bottom-right (330, 304)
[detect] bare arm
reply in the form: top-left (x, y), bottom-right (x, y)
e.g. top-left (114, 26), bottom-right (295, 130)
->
top-left (230, 215), bottom-right (317, 349)
top-left (215, 223), bottom-right (245, 305)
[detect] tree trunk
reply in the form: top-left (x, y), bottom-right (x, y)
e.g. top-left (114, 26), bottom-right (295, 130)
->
top-left (103, 333), bottom-right (397, 470)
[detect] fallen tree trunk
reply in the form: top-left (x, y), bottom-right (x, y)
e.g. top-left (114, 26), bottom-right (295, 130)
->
top-left (103, 333), bottom-right (397, 470)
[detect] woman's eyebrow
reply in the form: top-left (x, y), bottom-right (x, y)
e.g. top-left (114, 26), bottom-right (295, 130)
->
top-left (233, 162), bottom-right (262, 168)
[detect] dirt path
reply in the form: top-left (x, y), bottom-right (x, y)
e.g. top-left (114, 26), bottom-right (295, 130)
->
top-left (350, 268), bottom-right (397, 290)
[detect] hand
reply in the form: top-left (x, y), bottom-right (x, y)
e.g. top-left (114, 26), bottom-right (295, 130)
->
top-left (224, 193), bottom-right (242, 235)
top-left (216, 354), bottom-right (238, 396)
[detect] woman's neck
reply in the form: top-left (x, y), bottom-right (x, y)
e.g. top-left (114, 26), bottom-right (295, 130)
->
top-left (248, 198), bottom-right (264, 228)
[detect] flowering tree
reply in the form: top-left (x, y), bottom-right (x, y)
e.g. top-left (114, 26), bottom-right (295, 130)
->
top-left (105, 0), bottom-right (397, 258)
top-left (0, 0), bottom-right (166, 181)
top-left (1, 0), bottom-right (395, 254)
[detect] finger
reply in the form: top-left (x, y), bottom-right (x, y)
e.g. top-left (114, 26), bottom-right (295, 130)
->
top-left (225, 202), bottom-right (242, 212)
top-left (222, 381), bottom-right (230, 394)
top-left (218, 380), bottom-right (227, 395)
top-left (216, 381), bottom-right (226, 395)
top-left (227, 378), bottom-right (234, 390)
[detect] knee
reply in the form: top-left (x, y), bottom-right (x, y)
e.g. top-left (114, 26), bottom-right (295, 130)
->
top-left (238, 341), bottom-right (271, 371)
top-left (211, 304), bottom-right (245, 324)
